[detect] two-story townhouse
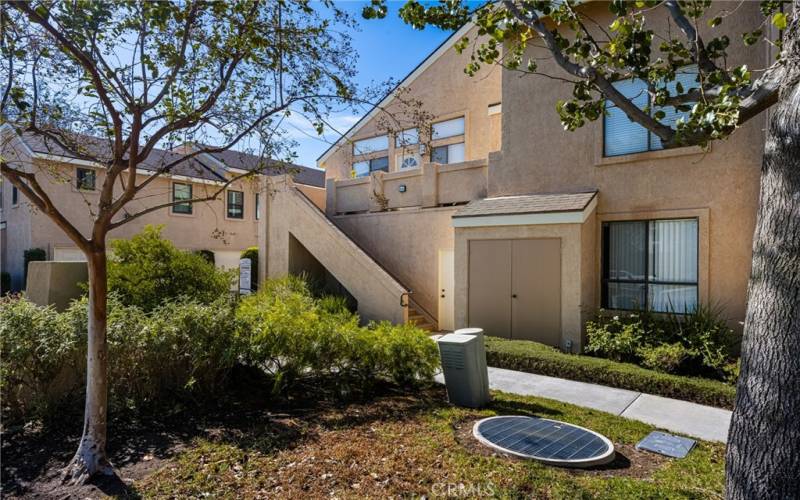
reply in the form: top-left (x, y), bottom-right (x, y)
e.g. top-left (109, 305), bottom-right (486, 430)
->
top-left (261, 1), bottom-right (766, 350)
top-left (0, 125), bottom-right (324, 291)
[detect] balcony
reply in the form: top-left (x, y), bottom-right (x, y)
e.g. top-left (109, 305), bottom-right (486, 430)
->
top-left (325, 159), bottom-right (488, 216)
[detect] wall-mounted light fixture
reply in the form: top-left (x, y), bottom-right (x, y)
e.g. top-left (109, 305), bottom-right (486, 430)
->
top-left (398, 184), bottom-right (407, 193)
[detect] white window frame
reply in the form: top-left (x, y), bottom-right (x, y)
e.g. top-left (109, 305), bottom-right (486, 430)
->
top-left (396, 151), bottom-right (422, 170)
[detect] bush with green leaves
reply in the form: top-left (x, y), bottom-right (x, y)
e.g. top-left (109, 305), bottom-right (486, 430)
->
top-left (1, 294), bottom-right (241, 421)
top-left (237, 276), bottom-right (439, 395)
top-left (585, 305), bottom-right (738, 380)
top-left (107, 225), bottom-right (234, 310)
top-left (0, 295), bottom-right (83, 419)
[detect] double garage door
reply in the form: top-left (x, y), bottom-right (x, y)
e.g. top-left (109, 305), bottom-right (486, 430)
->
top-left (468, 239), bottom-right (561, 346)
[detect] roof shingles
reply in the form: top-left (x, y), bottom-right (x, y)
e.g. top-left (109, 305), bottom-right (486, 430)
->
top-left (453, 191), bottom-right (597, 218)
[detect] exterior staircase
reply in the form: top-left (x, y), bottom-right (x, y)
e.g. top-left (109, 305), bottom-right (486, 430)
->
top-left (408, 304), bottom-right (436, 332)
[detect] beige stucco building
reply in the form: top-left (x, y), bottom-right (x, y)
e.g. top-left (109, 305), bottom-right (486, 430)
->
top-left (0, 125), bottom-right (324, 291)
top-left (262, 1), bottom-right (766, 351)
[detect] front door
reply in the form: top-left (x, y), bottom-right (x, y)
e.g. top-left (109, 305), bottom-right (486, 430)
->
top-left (438, 249), bottom-right (455, 331)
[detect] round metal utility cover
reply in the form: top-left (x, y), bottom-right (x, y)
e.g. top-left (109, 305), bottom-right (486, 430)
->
top-left (473, 416), bottom-right (615, 467)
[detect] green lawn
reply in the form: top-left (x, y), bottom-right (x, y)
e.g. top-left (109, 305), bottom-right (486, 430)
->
top-left (135, 387), bottom-right (725, 499)
top-left (485, 337), bottom-right (736, 409)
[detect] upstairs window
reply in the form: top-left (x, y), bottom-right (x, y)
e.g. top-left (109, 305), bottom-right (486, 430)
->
top-left (604, 66), bottom-right (698, 157)
top-left (602, 218), bottom-right (698, 312)
top-left (432, 117), bottom-right (465, 140)
top-left (227, 190), bottom-right (244, 219)
top-left (352, 156), bottom-right (389, 177)
top-left (76, 168), bottom-right (96, 190)
top-left (255, 192), bottom-right (261, 220)
top-left (353, 135), bottom-right (389, 156)
top-left (431, 142), bottom-right (465, 164)
top-left (395, 128), bottom-right (419, 148)
top-left (12, 186), bottom-right (18, 206)
top-left (172, 182), bottom-right (193, 214)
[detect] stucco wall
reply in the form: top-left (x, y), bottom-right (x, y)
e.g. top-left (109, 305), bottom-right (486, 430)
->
top-left (265, 177), bottom-right (408, 324)
top-left (332, 206), bottom-right (456, 318)
top-left (321, 23), bottom-right (502, 180)
top-left (491, 1), bottom-right (765, 327)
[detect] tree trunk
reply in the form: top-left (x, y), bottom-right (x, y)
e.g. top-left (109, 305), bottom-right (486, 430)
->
top-left (725, 11), bottom-right (800, 498)
top-left (63, 247), bottom-right (114, 484)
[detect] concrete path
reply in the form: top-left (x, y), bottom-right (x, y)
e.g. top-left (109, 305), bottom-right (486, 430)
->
top-left (435, 366), bottom-right (732, 442)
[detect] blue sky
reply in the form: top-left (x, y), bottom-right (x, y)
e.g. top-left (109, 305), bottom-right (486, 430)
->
top-left (283, 1), bottom-right (455, 168)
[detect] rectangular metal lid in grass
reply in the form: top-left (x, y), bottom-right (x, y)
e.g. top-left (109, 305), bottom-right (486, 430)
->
top-left (636, 431), bottom-right (696, 458)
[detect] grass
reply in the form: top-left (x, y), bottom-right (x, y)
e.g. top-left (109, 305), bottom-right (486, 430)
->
top-left (485, 337), bottom-right (736, 409)
top-left (135, 387), bottom-right (725, 499)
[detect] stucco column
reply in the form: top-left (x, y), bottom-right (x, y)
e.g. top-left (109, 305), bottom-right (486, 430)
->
top-left (421, 162), bottom-right (439, 208)
top-left (325, 178), bottom-right (337, 216)
top-left (369, 171), bottom-right (385, 212)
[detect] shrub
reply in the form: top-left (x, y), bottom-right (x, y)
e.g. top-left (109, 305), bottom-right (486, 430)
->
top-left (0, 295), bottom-right (83, 419)
top-left (1, 294), bottom-right (241, 421)
top-left (241, 247), bottom-right (258, 291)
top-left (1, 271), bottom-right (10, 294)
top-left (584, 314), bottom-right (647, 362)
top-left (194, 249), bottom-right (216, 265)
top-left (107, 225), bottom-right (234, 310)
top-left (485, 337), bottom-right (736, 409)
top-left (23, 247), bottom-right (47, 286)
top-left (638, 342), bottom-right (693, 374)
top-left (237, 276), bottom-right (439, 396)
top-left (585, 305), bottom-right (737, 380)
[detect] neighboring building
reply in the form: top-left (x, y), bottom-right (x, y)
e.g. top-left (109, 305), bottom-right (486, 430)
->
top-left (262, 1), bottom-right (767, 350)
top-left (0, 125), bottom-right (324, 291)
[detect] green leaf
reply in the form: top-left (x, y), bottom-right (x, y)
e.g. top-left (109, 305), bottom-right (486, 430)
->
top-left (707, 17), bottom-right (722, 28)
top-left (772, 12), bottom-right (787, 30)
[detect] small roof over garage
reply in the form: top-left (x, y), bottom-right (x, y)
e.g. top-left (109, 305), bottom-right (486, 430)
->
top-left (452, 191), bottom-right (597, 227)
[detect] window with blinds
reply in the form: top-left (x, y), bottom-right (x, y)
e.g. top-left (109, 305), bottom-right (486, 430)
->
top-left (602, 218), bottom-right (699, 312)
top-left (604, 66), bottom-right (698, 157)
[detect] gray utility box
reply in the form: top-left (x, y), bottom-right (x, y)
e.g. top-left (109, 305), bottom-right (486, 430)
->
top-left (437, 331), bottom-right (491, 408)
top-left (454, 328), bottom-right (491, 398)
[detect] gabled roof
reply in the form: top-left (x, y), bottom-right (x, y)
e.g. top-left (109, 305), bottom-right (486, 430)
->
top-left (4, 126), bottom-right (324, 187)
top-left (316, 19), bottom-right (476, 167)
top-left (205, 149), bottom-right (325, 187)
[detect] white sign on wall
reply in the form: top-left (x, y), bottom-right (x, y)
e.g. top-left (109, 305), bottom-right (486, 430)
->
top-left (239, 258), bottom-right (252, 295)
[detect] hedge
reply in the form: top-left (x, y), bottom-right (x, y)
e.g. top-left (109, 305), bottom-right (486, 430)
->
top-left (485, 337), bottom-right (736, 409)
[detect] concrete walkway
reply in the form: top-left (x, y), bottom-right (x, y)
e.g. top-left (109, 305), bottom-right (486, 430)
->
top-left (435, 366), bottom-right (732, 442)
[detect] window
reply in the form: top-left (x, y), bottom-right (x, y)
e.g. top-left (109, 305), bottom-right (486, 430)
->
top-left (395, 128), bottom-right (419, 148)
top-left (76, 168), bottom-right (96, 190)
top-left (227, 190), bottom-right (244, 219)
top-left (431, 142), bottom-right (465, 164)
top-left (172, 182), bottom-right (192, 214)
top-left (604, 66), bottom-right (698, 157)
top-left (12, 186), bottom-right (18, 206)
top-left (396, 151), bottom-right (421, 170)
top-left (602, 219), bottom-right (698, 312)
top-left (255, 192), bottom-right (261, 220)
top-left (352, 156), bottom-right (389, 177)
top-left (432, 117), bottom-right (465, 139)
top-left (353, 135), bottom-right (389, 155)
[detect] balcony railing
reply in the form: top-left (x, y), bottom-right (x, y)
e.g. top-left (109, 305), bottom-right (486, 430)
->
top-left (325, 159), bottom-right (488, 216)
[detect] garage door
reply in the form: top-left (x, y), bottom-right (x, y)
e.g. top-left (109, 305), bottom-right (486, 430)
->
top-left (54, 247), bottom-right (86, 261)
top-left (468, 239), bottom-right (561, 346)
